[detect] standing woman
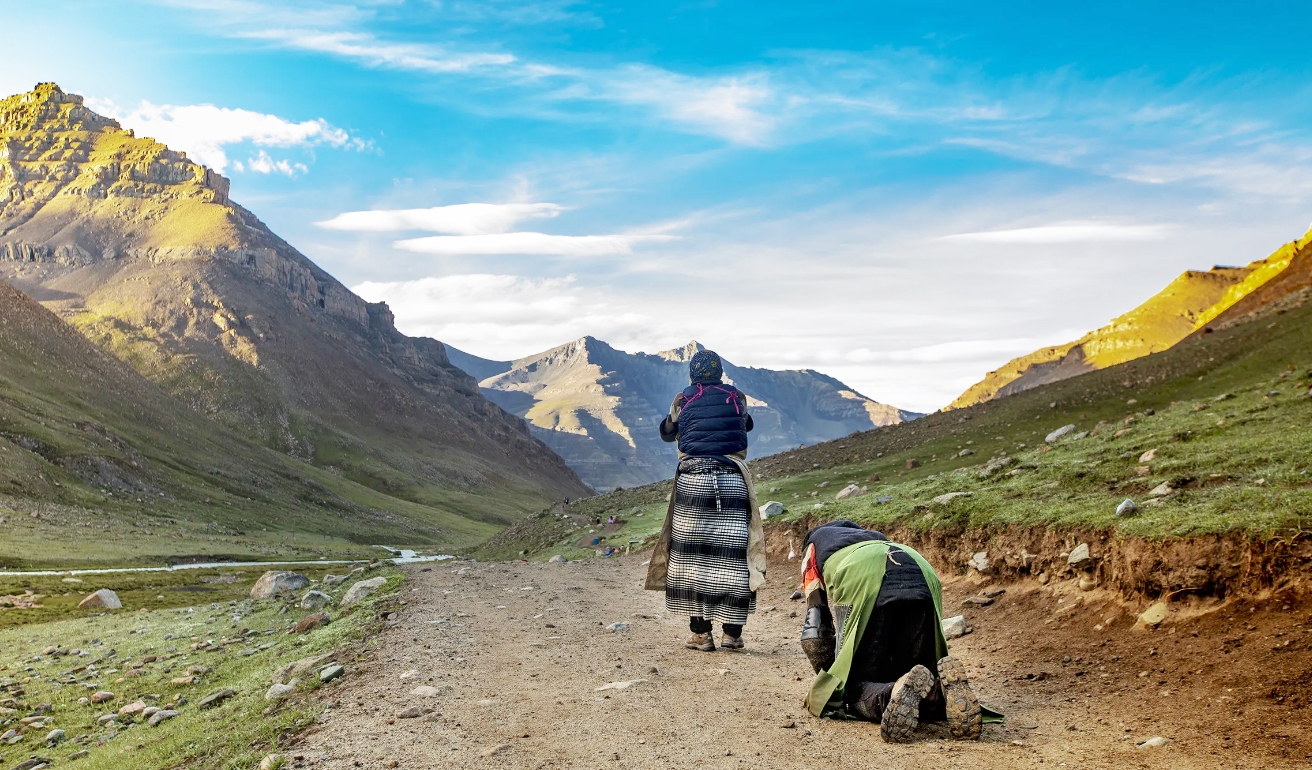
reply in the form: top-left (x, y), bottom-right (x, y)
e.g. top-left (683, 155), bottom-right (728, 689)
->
top-left (645, 350), bottom-right (766, 651)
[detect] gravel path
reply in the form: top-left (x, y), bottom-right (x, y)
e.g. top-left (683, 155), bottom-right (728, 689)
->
top-left (290, 554), bottom-right (1309, 769)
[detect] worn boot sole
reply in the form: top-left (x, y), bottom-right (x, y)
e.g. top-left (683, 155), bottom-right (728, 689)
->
top-left (880, 664), bottom-right (934, 743)
top-left (937, 656), bottom-right (982, 740)
top-left (720, 635), bottom-right (745, 651)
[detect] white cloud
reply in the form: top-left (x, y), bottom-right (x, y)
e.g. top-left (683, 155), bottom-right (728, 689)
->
top-left (393, 231), bottom-right (678, 256)
top-left (580, 65), bottom-right (777, 145)
top-left (242, 29), bottom-right (516, 73)
top-left (940, 221), bottom-right (1174, 244)
top-left (243, 151), bottom-right (308, 176)
top-left (315, 202), bottom-right (565, 234)
top-left (85, 98), bottom-right (367, 173)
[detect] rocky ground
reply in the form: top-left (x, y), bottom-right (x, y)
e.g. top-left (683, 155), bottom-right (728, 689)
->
top-left (287, 553), bottom-right (1312, 769)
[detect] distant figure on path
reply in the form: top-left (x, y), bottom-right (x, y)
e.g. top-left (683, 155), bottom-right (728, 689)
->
top-left (798, 520), bottom-right (981, 742)
top-left (644, 349), bottom-right (765, 652)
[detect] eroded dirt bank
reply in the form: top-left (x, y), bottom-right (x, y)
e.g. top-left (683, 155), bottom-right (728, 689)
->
top-left (283, 551), bottom-right (1312, 769)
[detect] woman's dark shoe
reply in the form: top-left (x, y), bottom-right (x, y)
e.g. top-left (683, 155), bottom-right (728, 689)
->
top-left (937, 656), bottom-right (982, 739)
top-left (880, 665), bottom-right (934, 743)
top-left (685, 632), bottom-right (716, 651)
top-left (720, 633), bottom-right (745, 650)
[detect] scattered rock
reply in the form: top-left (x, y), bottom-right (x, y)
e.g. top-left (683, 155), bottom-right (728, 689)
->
top-left (321, 575), bottom-right (347, 586)
top-left (90, 691), bottom-right (115, 704)
top-left (13, 758), bottom-right (51, 770)
top-left (941, 615), bottom-right (970, 639)
top-left (299, 591), bottom-right (332, 610)
top-left (967, 551), bottom-right (990, 573)
top-left (77, 589), bottom-right (121, 610)
top-left (395, 706), bottom-right (423, 719)
top-left (341, 577), bottom-right (387, 606)
top-left (259, 755), bottom-right (286, 770)
top-left (1137, 736), bottom-right (1170, 749)
top-left (605, 622), bottom-right (628, 632)
top-left (293, 612), bottom-right (330, 634)
top-left (265, 683), bottom-right (295, 701)
top-left (1116, 499), bottom-right (1137, 517)
top-left (68, 750), bottom-right (89, 761)
top-left (1067, 543), bottom-right (1092, 570)
top-left (932, 492), bottom-right (972, 505)
top-left (865, 474), bottom-right (880, 482)
top-left (789, 590), bottom-right (803, 601)
top-left (250, 572), bottom-right (309, 600)
top-left (1139, 449), bottom-right (1157, 463)
top-left (147, 709), bottom-right (179, 726)
top-left (44, 728), bottom-right (65, 745)
top-left (834, 485), bottom-right (866, 501)
top-left (1045, 424), bottom-right (1077, 444)
top-left (904, 458), bottom-right (921, 469)
top-left (197, 688), bottom-right (236, 710)
top-left (1037, 572), bottom-right (1049, 585)
top-left (978, 456), bottom-right (1015, 478)
top-left (273, 654), bottom-right (335, 684)
top-left (318, 664), bottom-right (345, 683)
top-left (1137, 602), bottom-right (1169, 627)
top-left (118, 701), bottom-right (147, 716)
top-left (1148, 482), bottom-right (1175, 497)
top-left (1078, 576), bottom-right (1098, 591)
top-left (759, 501), bottom-right (786, 519)
top-left (481, 743), bottom-right (513, 758)
top-left (548, 555), bottom-right (567, 563)
top-left (410, 685), bottom-right (442, 698)
top-left (982, 586), bottom-right (1006, 598)
top-left (962, 596), bottom-right (993, 607)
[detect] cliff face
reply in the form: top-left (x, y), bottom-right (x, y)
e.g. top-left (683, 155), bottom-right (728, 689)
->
top-left (451, 337), bottom-right (920, 492)
top-left (0, 83), bottom-right (590, 523)
top-left (949, 226), bottom-right (1312, 410)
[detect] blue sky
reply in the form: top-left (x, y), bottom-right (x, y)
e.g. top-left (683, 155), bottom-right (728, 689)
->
top-left (4, 0), bottom-right (1312, 411)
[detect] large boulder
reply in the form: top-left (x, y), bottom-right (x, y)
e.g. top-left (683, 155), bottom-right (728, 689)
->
top-left (941, 615), bottom-right (970, 639)
top-left (1067, 543), bottom-right (1093, 570)
top-left (1045, 424), bottom-right (1077, 444)
top-left (341, 576), bottom-right (388, 606)
top-left (759, 501), bottom-right (786, 519)
top-left (834, 485), bottom-right (866, 501)
top-left (300, 590), bottom-right (332, 610)
top-left (77, 589), bottom-right (121, 610)
top-left (250, 572), bottom-right (309, 600)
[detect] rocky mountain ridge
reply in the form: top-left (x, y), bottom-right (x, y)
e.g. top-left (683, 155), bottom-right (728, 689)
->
top-left (0, 83), bottom-right (591, 528)
top-left (950, 224), bottom-right (1312, 409)
top-left (448, 336), bottom-right (919, 491)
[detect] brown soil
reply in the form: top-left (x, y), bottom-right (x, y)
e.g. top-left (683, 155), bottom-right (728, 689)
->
top-left (287, 551), bottom-right (1312, 769)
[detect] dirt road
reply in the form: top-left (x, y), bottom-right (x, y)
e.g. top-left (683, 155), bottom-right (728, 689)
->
top-left (290, 554), bottom-right (1312, 769)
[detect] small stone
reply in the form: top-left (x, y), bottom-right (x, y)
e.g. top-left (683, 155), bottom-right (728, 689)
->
top-left (962, 596), bottom-right (993, 607)
top-left (259, 754), bottom-right (286, 770)
top-left (982, 586), bottom-right (1006, 598)
top-left (1138, 449), bottom-right (1157, 463)
top-left (789, 590), bottom-right (803, 601)
top-left (250, 572), bottom-right (309, 600)
top-left (482, 743), bottom-right (513, 758)
top-left (1148, 482), bottom-right (1174, 497)
top-left (321, 575), bottom-right (347, 586)
top-left (77, 589), bottom-right (122, 610)
top-left (1037, 572), bottom-right (1049, 585)
top-left (299, 591), bottom-right (332, 610)
top-left (400, 669), bottom-right (420, 680)
top-left (410, 685), bottom-right (441, 698)
top-left (118, 701), bottom-right (147, 716)
top-left (932, 492), bottom-right (972, 505)
top-left (1137, 736), bottom-right (1170, 749)
top-left (395, 706), bottom-right (423, 719)
top-left (44, 728), bottom-right (65, 745)
top-left (605, 622), bottom-right (628, 632)
top-left (941, 615), bottom-right (970, 640)
top-left (97, 713), bottom-right (117, 725)
top-left (595, 679), bottom-right (649, 691)
top-left (1138, 602), bottom-right (1169, 627)
top-left (1045, 424), bottom-right (1077, 444)
top-left (147, 709), bottom-right (179, 726)
top-left (172, 676), bottom-right (199, 686)
top-left (293, 612), bottom-right (330, 634)
top-left (197, 688), bottom-right (236, 710)
top-left (68, 750), bottom-right (89, 761)
top-left (834, 485), bottom-right (865, 501)
top-left (548, 555), bottom-right (567, 563)
top-left (1116, 499), bottom-right (1137, 517)
top-left (265, 683), bottom-right (295, 701)
top-left (143, 706), bottom-right (160, 717)
top-left (967, 551), bottom-right (990, 573)
top-left (1067, 543), bottom-right (1092, 569)
top-left (90, 691), bottom-right (115, 704)
top-left (904, 458), bottom-right (921, 469)
top-left (759, 501), bottom-right (786, 519)
top-left (13, 759), bottom-right (52, 770)
top-left (341, 577), bottom-right (388, 606)
top-left (1078, 576), bottom-right (1098, 591)
top-left (319, 664), bottom-right (345, 683)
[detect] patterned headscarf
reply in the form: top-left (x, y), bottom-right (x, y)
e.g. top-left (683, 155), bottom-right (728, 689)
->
top-left (689, 349), bottom-right (724, 383)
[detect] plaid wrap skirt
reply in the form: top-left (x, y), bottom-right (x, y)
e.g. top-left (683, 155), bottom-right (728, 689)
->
top-left (664, 457), bottom-right (756, 624)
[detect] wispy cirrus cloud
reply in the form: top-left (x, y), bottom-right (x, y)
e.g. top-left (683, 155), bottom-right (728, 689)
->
top-left (940, 221), bottom-right (1175, 244)
top-left (86, 98), bottom-right (368, 173)
top-left (394, 231), bottom-right (677, 257)
top-left (316, 202), bottom-right (565, 234)
top-left (241, 29), bottom-right (517, 73)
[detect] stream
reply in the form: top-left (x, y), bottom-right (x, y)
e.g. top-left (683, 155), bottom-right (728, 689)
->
top-left (0, 546), bottom-right (455, 577)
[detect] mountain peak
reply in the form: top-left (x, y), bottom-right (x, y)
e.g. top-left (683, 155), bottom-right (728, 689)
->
top-left (655, 340), bottom-right (705, 362)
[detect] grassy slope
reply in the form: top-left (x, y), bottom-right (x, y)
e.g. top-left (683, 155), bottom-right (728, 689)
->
top-left (491, 293), bottom-right (1312, 559)
top-left (0, 281), bottom-right (497, 568)
top-left (0, 565), bottom-right (403, 770)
